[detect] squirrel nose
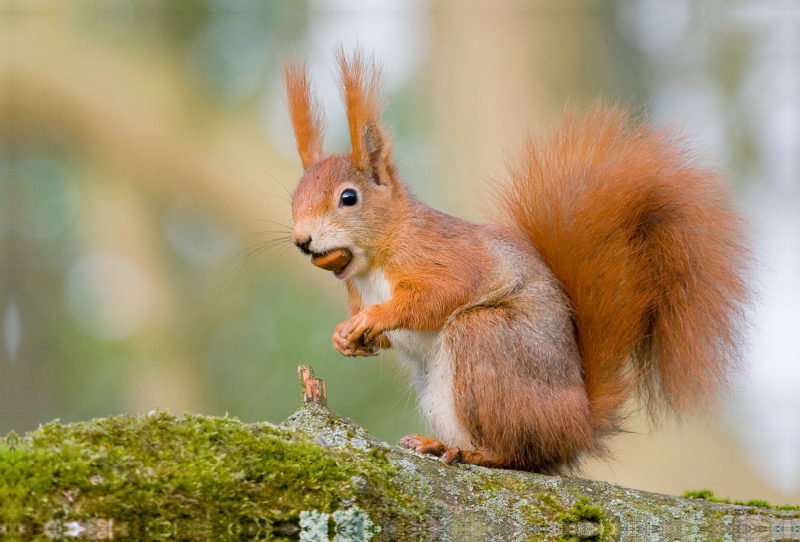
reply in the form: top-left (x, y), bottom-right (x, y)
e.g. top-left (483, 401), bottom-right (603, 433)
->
top-left (295, 236), bottom-right (312, 254)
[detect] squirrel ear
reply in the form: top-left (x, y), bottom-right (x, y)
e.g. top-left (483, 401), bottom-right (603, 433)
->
top-left (362, 122), bottom-right (394, 186)
top-left (362, 123), bottom-right (384, 182)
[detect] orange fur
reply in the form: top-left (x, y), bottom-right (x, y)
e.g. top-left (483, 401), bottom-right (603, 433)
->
top-left (285, 52), bottom-right (751, 473)
top-left (284, 60), bottom-right (326, 169)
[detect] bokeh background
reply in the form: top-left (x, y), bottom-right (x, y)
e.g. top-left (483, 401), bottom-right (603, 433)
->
top-left (3, 0), bottom-right (800, 505)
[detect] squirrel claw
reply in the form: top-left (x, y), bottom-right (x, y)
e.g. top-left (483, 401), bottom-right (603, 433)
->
top-left (441, 448), bottom-right (462, 464)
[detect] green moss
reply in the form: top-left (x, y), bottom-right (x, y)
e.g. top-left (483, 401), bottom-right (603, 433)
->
top-left (0, 412), bottom-right (426, 541)
top-left (570, 496), bottom-right (604, 523)
top-left (740, 499), bottom-right (771, 509)
top-left (683, 489), bottom-right (800, 511)
top-left (555, 496), bottom-right (608, 542)
top-left (507, 492), bottom-right (608, 542)
top-left (683, 489), bottom-right (723, 502)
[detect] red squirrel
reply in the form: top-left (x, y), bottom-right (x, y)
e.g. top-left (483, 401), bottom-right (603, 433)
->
top-left (284, 50), bottom-right (750, 474)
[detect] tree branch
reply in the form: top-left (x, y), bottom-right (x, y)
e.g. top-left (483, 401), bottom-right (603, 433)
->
top-left (1, 367), bottom-right (798, 541)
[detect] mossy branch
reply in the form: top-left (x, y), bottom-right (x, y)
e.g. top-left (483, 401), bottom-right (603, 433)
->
top-left (2, 367), bottom-right (799, 541)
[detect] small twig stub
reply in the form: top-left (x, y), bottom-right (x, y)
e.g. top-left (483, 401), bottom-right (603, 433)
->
top-left (298, 365), bottom-right (327, 408)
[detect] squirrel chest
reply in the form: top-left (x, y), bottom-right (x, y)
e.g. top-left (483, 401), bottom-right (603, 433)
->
top-left (350, 267), bottom-right (471, 449)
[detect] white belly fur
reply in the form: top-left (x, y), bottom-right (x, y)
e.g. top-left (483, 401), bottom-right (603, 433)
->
top-left (351, 268), bottom-right (473, 449)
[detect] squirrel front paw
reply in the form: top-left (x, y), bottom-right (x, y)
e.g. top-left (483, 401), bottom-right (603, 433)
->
top-left (342, 306), bottom-right (386, 344)
top-left (333, 321), bottom-right (378, 357)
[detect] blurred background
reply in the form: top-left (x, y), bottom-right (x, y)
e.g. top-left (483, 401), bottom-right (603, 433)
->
top-left (2, 0), bottom-right (799, 505)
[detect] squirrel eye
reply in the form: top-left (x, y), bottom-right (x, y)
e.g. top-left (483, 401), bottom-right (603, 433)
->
top-left (339, 189), bottom-right (358, 207)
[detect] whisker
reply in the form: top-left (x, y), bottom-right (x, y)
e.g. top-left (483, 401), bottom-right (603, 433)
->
top-left (244, 218), bottom-right (294, 230)
top-left (232, 237), bottom-right (293, 258)
top-left (237, 240), bottom-right (294, 267)
top-left (282, 250), bottom-right (303, 278)
top-left (257, 191), bottom-right (291, 206)
top-left (240, 230), bottom-right (292, 239)
top-left (225, 238), bottom-right (294, 273)
top-left (252, 161), bottom-right (293, 197)
top-left (259, 243), bottom-right (297, 275)
top-left (242, 239), bottom-right (297, 269)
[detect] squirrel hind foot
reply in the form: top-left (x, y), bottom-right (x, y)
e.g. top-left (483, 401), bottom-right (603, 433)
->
top-left (442, 447), bottom-right (507, 469)
top-left (399, 434), bottom-right (448, 457)
top-left (400, 435), bottom-right (508, 469)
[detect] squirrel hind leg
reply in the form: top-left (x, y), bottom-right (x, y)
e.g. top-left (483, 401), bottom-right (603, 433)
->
top-left (444, 303), bottom-right (598, 473)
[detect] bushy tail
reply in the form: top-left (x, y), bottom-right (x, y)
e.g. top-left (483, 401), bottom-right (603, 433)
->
top-left (494, 105), bottom-right (751, 434)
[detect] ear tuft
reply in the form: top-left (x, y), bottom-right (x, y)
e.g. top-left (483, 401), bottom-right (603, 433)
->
top-left (284, 59), bottom-right (326, 170)
top-left (337, 47), bottom-right (389, 171)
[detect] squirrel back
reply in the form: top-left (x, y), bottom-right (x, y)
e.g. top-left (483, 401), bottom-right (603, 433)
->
top-left (494, 106), bottom-right (751, 434)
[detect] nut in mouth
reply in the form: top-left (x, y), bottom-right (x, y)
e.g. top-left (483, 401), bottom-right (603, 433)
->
top-left (311, 248), bottom-right (353, 275)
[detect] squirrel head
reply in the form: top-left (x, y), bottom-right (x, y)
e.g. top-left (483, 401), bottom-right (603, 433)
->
top-left (285, 49), bottom-right (404, 280)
